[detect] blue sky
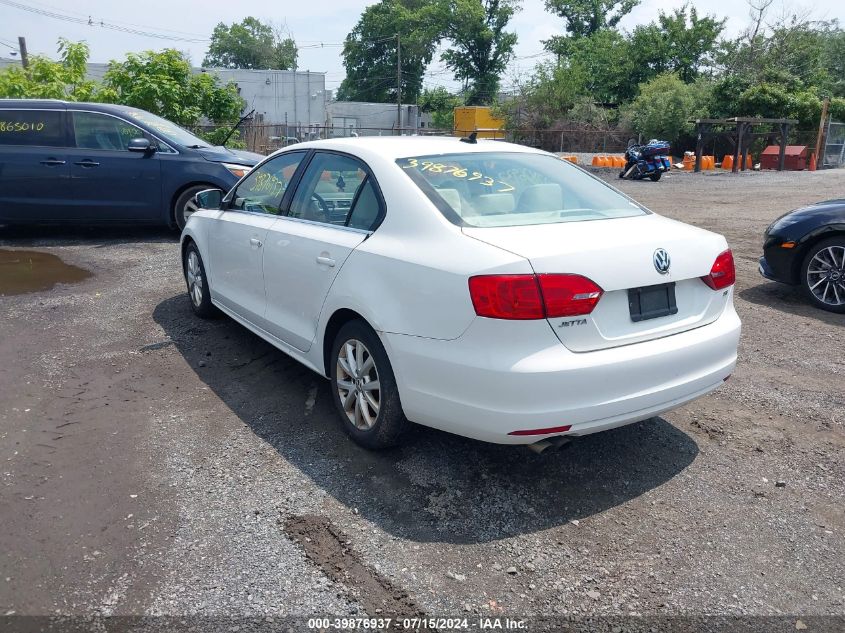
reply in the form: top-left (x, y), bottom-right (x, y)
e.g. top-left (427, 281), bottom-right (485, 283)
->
top-left (1, 0), bottom-right (843, 93)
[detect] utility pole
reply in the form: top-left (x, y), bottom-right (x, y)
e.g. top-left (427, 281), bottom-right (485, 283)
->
top-left (18, 36), bottom-right (29, 70)
top-left (814, 96), bottom-right (830, 168)
top-left (396, 33), bottom-right (401, 136)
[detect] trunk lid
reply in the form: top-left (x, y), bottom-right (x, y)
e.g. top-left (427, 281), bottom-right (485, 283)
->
top-left (463, 214), bottom-right (731, 352)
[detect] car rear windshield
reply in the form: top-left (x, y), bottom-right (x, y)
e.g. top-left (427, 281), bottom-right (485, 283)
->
top-left (396, 152), bottom-right (647, 227)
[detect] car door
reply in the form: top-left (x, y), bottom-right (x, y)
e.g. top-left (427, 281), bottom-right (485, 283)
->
top-left (66, 111), bottom-right (162, 220)
top-left (206, 150), bottom-right (307, 328)
top-left (0, 107), bottom-right (71, 222)
top-left (262, 151), bottom-right (383, 351)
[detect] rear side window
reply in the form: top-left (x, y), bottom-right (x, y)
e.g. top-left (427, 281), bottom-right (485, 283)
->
top-left (347, 179), bottom-right (381, 231)
top-left (0, 110), bottom-right (66, 147)
top-left (289, 152), bottom-right (382, 230)
top-left (71, 112), bottom-right (149, 151)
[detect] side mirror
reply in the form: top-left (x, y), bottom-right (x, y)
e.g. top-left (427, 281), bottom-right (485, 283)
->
top-left (194, 188), bottom-right (223, 210)
top-left (128, 138), bottom-right (153, 153)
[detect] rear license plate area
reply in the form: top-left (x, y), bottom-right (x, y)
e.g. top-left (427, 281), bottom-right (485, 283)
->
top-left (628, 282), bottom-right (678, 322)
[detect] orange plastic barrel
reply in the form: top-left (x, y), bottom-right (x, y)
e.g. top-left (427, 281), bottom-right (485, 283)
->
top-left (722, 155), bottom-right (733, 170)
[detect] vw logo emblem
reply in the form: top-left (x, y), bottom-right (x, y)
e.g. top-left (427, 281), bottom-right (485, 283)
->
top-left (653, 248), bottom-right (671, 274)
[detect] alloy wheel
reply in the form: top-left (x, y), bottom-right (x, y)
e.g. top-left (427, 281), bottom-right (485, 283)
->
top-left (807, 245), bottom-right (845, 307)
top-left (336, 338), bottom-right (380, 430)
top-left (185, 251), bottom-right (204, 308)
top-left (182, 197), bottom-right (199, 226)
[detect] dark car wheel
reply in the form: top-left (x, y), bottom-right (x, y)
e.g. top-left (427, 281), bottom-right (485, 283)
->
top-left (801, 237), bottom-right (845, 313)
top-left (174, 185), bottom-right (211, 231)
top-left (330, 320), bottom-right (409, 449)
top-left (183, 243), bottom-right (217, 318)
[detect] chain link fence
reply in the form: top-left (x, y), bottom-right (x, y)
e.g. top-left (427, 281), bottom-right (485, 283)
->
top-left (822, 121), bottom-right (845, 168)
top-left (196, 123), bottom-right (634, 155)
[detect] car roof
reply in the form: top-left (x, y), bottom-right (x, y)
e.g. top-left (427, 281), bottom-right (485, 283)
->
top-left (0, 99), bottom-right (148, 116)
top-left (280, 136), bottom-right (546, 160)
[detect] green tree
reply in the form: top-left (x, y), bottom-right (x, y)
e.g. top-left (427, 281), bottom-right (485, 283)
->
top-left (547, 29), bottom-right (633, 103)
top-left (544, 0), bottom-right (639, 38)
top-left (0, 38), bottom-right (97, 100)
top-left (337, 0), bottom-right (446, 103)
top-left (99, 49), bottom-right (244, 127)
top-left (629, 4), bottom-right (725, 84)
top-left (441, 0), bottom-right (520, 105)
top-left (203, 17), bottom-right (298, 70)
top-left (621, 72), bottom-right (710, 144)
top-left (508, 60), bottom-right (587, 128)
top-left (418, 86), bottom-right (463, 129)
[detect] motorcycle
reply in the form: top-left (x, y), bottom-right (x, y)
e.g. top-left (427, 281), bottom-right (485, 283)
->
top-left (620, 139), bottom-right (671, 181)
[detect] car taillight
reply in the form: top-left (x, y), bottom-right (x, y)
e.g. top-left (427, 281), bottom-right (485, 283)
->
top-left (468, 274), bottom-right (603, 320)
top-left (537, 274), bottom-right (603, 317)
top-left (701, 249), bottom-right (735, 290)
top-left (468, 275), bottom-right (545, 319)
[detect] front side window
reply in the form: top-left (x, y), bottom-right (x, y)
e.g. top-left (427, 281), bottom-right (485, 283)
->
top-left (397, 152), bottom-right (647, 228)
top-left (0, 110), bottom-right (65, 147)
top-left (72, 112), bottom-right (149, 151)
top-left (230, 151), bottom-right (304, 215)
top-left (289, 153), bottom-right (377, 228)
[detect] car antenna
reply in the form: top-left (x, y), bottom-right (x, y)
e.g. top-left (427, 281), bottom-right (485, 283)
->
top-left (221, 109), bottom-right (255, 147)
top-left (459, 131), bottom-right (478, 144)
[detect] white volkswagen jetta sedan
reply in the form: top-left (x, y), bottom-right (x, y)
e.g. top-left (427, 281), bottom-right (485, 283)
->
top-left (180, 137), bottom-right (741, 449)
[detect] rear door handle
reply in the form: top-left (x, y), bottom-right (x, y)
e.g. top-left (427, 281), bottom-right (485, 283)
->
top-left (73, 160), bottom-right (100, 167)
top-left (249, 238), bottom-right (263, 248)
top-left (316, 256), bottom-right (336, 267)
top-left (40, 159), bottom-right (66, 166)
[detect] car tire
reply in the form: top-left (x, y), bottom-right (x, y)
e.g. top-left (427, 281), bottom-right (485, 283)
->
top-left (800, 236), bottom-right (845, 313)
top-left (329, 320), bottom-right (408, 449)
top-left (183, 242), bottom-right (217, 318)
top-left (173, 185), bottom-right (210, 231)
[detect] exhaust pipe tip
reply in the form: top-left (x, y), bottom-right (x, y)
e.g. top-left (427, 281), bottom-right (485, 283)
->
top-left (527, 436), bottom-right (572, 454)
top-left (527, 439), bottom-right (553, 454)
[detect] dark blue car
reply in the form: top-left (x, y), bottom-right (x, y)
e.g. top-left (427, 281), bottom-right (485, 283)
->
top-left (0, 99), bottom-right (263, 229)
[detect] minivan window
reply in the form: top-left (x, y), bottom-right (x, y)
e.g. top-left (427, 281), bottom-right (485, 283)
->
top-left (0, 110), bottom-right (65, 147)
top-left (122, 109), bottom-right (210, 148)
top-left (398, 152), bottom-right (647, 228)
top-left (230, 151), bottom-right (305, 215)
top-left (72, 112), bottom-right (149, 151)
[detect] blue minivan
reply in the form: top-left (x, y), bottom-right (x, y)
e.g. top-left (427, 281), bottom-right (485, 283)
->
top-left (0, 99), bottom-right (263, 229)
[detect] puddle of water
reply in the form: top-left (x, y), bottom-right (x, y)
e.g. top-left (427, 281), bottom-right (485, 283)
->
top-left (0, 249), bottom-right (92, 296)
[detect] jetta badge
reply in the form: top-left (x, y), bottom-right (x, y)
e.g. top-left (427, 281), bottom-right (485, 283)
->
top-left (653, 248), bottom-right (671, 274)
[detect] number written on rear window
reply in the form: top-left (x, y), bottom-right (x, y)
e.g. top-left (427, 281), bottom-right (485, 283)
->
top-left (0, 110), bottom-right (65, 147)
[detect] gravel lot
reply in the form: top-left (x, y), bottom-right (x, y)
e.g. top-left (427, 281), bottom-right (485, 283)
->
top-left (1, 167), bottom-right (843, 630)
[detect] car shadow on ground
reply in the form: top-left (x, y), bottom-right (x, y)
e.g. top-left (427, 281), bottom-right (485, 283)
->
top-left (739, 281), bottom-right (844, 326)
top-left (153, 294), bottom-right (700, 544)
top-left (0, 225), bottom-right (177, 248)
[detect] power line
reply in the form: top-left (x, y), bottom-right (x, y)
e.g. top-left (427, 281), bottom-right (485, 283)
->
top-left (0, 0), bottom-right (210, 43)
top-left (19, 0), bottom-right (209, 38)
top-left (0, 36), bottom-right (20, 51)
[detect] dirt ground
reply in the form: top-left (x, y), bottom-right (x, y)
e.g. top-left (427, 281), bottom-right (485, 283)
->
top-left (1, 167), bottom-right (843, 630)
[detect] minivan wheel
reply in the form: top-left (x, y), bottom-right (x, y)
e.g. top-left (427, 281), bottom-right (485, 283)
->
top-left (801, 237), bottom-right (845, 313)
top-left (174, 185), bottom-right (210, 231)
top-left (183, 243), bottom-right (216, 318)
top-left (330, 321), bottom-right (408, 449)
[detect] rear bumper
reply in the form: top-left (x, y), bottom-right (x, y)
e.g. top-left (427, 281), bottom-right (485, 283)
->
top-left (383, 307), bottom-right (741, 444)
